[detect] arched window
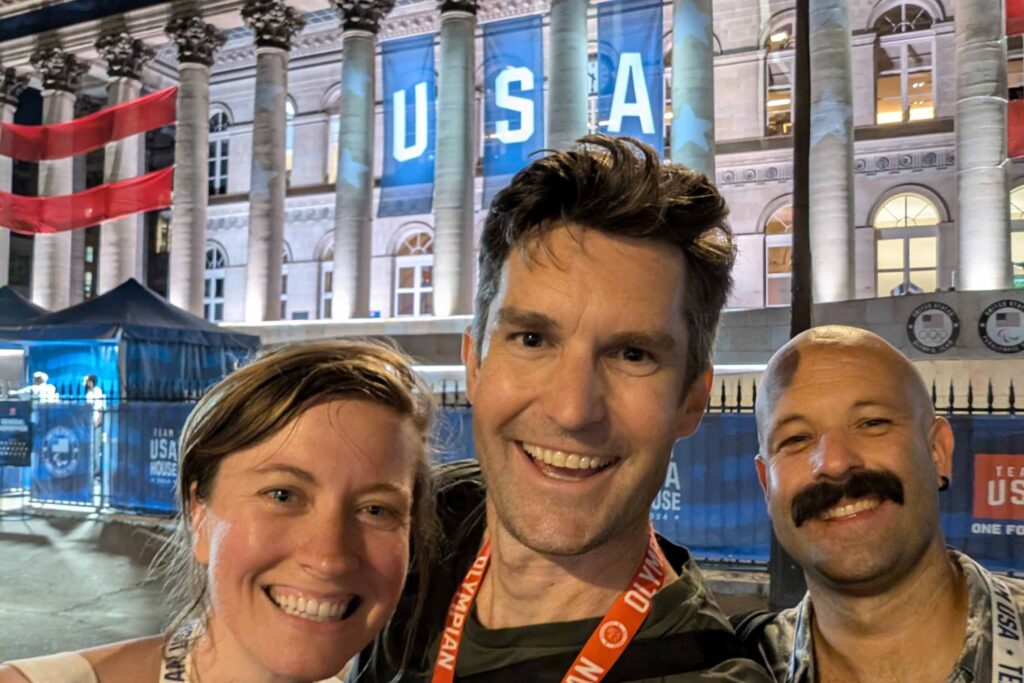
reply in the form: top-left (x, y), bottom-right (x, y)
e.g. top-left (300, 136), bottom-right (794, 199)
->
top-left (874, 4), bottom-right (935, 125)
top-left (285, 99), bottom-right (296, 185)
top-left (394, 230), bottom-right (434, 317)
top-left (763, 204), bottom-right (793, 306)
top-left (764, 21), bottom-right (795, 136)
top-left (1011, 186), bottom-right (1024, 288)
top-left (209, 111), bottom-right (231, 196)
top-left (204, 244), bottom-right (228, 321)
top-left (873, 192), bottom-right (940, 295)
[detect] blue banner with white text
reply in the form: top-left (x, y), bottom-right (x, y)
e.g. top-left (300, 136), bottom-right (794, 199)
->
top-left (380, 34), bottom-right (436, 217)
top-left (111, 401), bottom-right (193, 514)
top-left (597, 0), bottom-right (664, 152)
top-left (30, 403), bottom-right (93, 504)
top-left (482, 15), bottom-right (545, 209)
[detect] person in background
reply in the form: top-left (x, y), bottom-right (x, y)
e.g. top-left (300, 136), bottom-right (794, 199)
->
top-left (746, 325), bottom-right (1024, 683)
top-left (0, 340), bottom-right (440, 683)
top-left (83, 375), bottom-right (106, 480)
top-left (8, 371), bottom-right (58, 404)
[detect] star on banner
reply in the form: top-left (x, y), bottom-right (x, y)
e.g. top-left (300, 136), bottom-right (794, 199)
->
top-left (674, 0), bottom-right (711, 46)
top-left (674, 105), bottom-right (713, 152)
top-left (344, 69), bottom-right (370, 99)
top-left (810, 87), bottom-right (852, 147)
top-left (810, 1), bottom-right (849, 33)
top-left (340, 148), bottom-right (369, 189)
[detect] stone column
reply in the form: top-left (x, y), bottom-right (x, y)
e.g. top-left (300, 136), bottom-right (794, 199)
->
top-left (29, 47), bottom-right (87, 311)
top-left (0, 68), bottom-right (29, 289)
top-left (95, 33), bottom-right (155, 294)
top-left (956, 0), bottom-right (1011, 290)
top-left (433, 0), bottom-right (477, 317)
top-left (166, 18), bottom-right (226, 316)
top-left (671, 0), bottom-right (715, 176)
top-left (808, 0), bottom-right (854, 303)
top-left (548, 0), bottom-right (589, 151)
top-left (241, 0), bottom-right (305, 322)
top-left (330, 0), bottom-right (394, 320)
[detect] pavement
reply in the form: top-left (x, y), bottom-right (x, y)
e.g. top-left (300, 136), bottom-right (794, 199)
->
top-left (0, 493), bottom-right (768, 662)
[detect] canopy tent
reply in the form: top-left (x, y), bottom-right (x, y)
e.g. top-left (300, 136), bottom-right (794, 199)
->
top-left (0, 278), bottom-right (261, 399)
top-left (0, 285), bottom-right (47, 326)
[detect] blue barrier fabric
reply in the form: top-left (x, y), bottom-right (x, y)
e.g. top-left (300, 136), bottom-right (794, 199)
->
top-left (379, 34), bottom-right (437, 217)
top-left (597, 0), bottom-right (664, 153)
top-left (31, 403), bottom-right (92, 504)
top-left (111, 402), bottom-right (192, 514)
top-left (482, 15), bottom-right (545, 210)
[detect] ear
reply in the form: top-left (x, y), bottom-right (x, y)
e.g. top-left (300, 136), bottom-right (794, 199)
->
top-left (190, 481), bottom-right (210, 566)
top-left (928, 416), bottom-right (954, 485)
top-left (674, 367), bottom-right (713, 438)
top-left (755, 454), bottom-right (770, 504)
top-left (462, 326), bottom-right (480, 406)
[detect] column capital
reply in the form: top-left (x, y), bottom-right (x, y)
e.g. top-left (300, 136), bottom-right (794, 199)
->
top-left (29, 47), bottom-right (88, 93)
top-left (331, 0), bottom-right (395, 33)
top-left (95, 33), bottom-right (155, 80)
top-left (242, 0), bottom-right (306, 50)
top-left (165, 17), bottom-right (227, 67)
top-left (0, 67), bottom-right (29, 107)
top-left (437, 0), bottom-right (477, 15)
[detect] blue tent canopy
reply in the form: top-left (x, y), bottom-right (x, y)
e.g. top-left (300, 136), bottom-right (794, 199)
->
top-left (0, 286), bottom-right (47, 326)
top-left (0, 279), bottom-right (261, 398)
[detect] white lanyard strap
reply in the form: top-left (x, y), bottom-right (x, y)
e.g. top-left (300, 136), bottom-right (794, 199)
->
top-left (988, 572), bottom-right (1024, 683)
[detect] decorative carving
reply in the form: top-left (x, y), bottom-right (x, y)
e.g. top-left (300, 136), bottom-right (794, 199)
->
top-left (165, 17), bottom-right (227, 67)
top-left (875, 156), bottom-right (890, 170)
top-left (332, 0), bottom-right (395, 32)
top-left (922, 152), bottom-right (937, 166)
top-left (765, 166), bottom-right (779, 179)
top-left (438, 0), bottom-right (477, 14)
top-left (898, 154), bottom-right (913, 168)
top-left (95, 33), bottom-right (155, 80)
top-left (241, 0), bottom-right (307, 50)
top-left (854, 158), bottom-right (867, 172)
top-left (0, 67), bottom-right (29, 107)
top-left (29, 47), bottom-right (88, 93)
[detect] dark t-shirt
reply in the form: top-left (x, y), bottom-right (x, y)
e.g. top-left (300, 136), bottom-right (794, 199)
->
top-left (352, 461), bottom-right (771, 683)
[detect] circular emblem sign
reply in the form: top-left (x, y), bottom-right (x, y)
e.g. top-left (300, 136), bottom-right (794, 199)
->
top-left (41, 425), bottom-right (81, 477)
top-left (598, 620), bottom-right (628, 649)
top-left (978, 300), bottom-right (1024, 354)
top-left (906, 301), bottom-right (960, 354)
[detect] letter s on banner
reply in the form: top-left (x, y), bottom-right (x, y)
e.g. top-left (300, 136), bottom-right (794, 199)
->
top-left (495, 67), bottom-right (535, 144)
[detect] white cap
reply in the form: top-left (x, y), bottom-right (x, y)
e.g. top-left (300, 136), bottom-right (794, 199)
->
top-left (32, 371), bottom-right (48, 382)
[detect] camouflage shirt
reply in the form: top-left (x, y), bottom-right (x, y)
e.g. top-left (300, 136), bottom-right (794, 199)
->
top-left (755, 550), bottom-right (1024, 683)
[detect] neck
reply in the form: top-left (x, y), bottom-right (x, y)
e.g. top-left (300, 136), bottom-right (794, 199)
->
top-left (807, 541), bottom-right (968, 683)
top-left (474, 506), bottom-right (676, 629)
top-left (191, 621), bottom-right (301, 683)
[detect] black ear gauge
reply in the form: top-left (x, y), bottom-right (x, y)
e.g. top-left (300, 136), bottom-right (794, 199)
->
top-left (939, 476), bottom-right (950, 492)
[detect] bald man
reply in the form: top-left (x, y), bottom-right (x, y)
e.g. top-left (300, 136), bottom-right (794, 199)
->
top-left (745, 325), bottom-right (1024, 683)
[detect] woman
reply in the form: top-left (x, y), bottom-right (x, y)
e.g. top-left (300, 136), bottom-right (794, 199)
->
top-left (0, 339), bottom-right (438, 683)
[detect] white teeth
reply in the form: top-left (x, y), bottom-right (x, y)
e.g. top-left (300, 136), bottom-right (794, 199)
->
top-left (819, 498), bottom-right (881, 521)
top-left (268, 590), bottom-right (350, 623)
top-left (521, 443), bottom-right (615, 470)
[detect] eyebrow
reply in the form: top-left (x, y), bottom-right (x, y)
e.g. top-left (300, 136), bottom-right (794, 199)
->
top-left (251, 463), bottom-right (317, 483)
top-left (769, 399), bottom-right (904, 434)
top-left (495, 306), bottom-right (557, 332)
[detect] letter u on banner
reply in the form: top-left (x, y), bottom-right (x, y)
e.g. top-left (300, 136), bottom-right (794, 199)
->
top-left (380, 34), bottom-right (437, 217)
top-left (482, 15), bottom-right (545, 209)
top-left (598, 0), bottom-right (664, 153)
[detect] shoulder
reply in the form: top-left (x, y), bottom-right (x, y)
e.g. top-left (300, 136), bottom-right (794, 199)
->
top-left (0, 666), bottom-right (31, 683)
top-left (83, 636), bottom-right (164, 683)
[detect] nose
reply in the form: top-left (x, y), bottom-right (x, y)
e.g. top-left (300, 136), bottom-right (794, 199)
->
top-left (542, 348), bottom-right (608, 433)
top-left (299, 512), bottom-right (361, 579)
top-left (811, 430), bottom-right (864, 481)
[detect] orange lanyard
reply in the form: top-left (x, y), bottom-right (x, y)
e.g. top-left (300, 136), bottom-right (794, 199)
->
top-left (431, 528), bottom-right (666, 683)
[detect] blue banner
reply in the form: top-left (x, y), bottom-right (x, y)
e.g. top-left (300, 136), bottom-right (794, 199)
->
top-left (26, 341), bottom-right (118, 398)
top-left (482, 15), bottom-right (545, 209)
top-left (380, 34), bottom-right (436, 217)
top-left (597, 0), bottom-right (664, 152)
top-left (111, 402), bottom-right (193, 515)
top-left (0, 400), bottom-right (32, 467)
top-left (31, 403), bottom-right (93, 504)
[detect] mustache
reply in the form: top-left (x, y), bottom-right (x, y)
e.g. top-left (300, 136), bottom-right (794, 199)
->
top-left (791, 469), bottom-right (904, 527)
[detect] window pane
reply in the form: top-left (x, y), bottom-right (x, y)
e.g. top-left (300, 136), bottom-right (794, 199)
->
top-left (767, 246), bottom-right (792, 274)
top-left (1011, 187), bottom-right (1024, 221)
top-left (765, 206), bottom-right (792, 234)
top-left (908, 69), bottom-right (934, 121)
top-left (281, 274), bottom-right (288, 295)
top-left (1013, 232), bottom-right (1024, 287)
top-left (909, 269), bottom-right (936, 292)
top-left (908, 236), bottom-right (937, 269)
top-left (766, 276), bottom-right (791, 306)
top-left (877, 238), bottom-right (905, 270)
top-left (398, 293), bottom-right (414, 316)
top-left (323, 299), bottom-right (332, 319)
top-left (420, 292), bottom-right (433, 316)
top-left (214, 303), bottom-right (224, 321)
top-left (324, 271), bottom-right (333, 290)
top-left (281, 300), bottom-right (287, 319)
top-left (204, 303), bottom-right (211, 320)
top-left (421, 265), bottom-right (433, 287)
top-left (215, 279), bottom-right (224, 298)
top-left (906, 42), bottom-right (932, 70)
top-left (877, 271), bottom-right (905, 297)
top-left (398, 267), bottom-right (414, 289)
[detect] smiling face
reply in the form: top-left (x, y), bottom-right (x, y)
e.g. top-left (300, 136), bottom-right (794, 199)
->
top-left (463, 225), bottom-right (710, 557)
top-left (190, 399), bottom-right (420, 682)
top-left (755, 329), bottom-right (954, 594)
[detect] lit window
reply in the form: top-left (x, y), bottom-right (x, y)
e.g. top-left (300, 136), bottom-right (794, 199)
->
top-left (286, 99), bottom-right (295, 186)
top-left (873, 192), bottom-right (940, 296)
top-left (204, 244), bottom-right (228, 322)
top-left (327, 114), bottom-right (340, 185)
top-left (763, 204), bottom-right (793, 306)
top-left (394, 231), bottom-right (434, 317)
top-left (1010, 186), bottom-right (1024, 288)
top-left (209, 111), bottom-right (231, 196)
top-left (764, 23), bottom-right (794, 137)
top-left (874, 4), bottom-right (935, 125)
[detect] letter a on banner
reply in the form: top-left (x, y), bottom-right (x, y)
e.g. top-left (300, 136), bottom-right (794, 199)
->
top-left (380, 34), bottom-right (436, 217)
top-left (483, 15), bottom-right (545, 209)
top-left (598, 0), bottom-right (664, 153)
